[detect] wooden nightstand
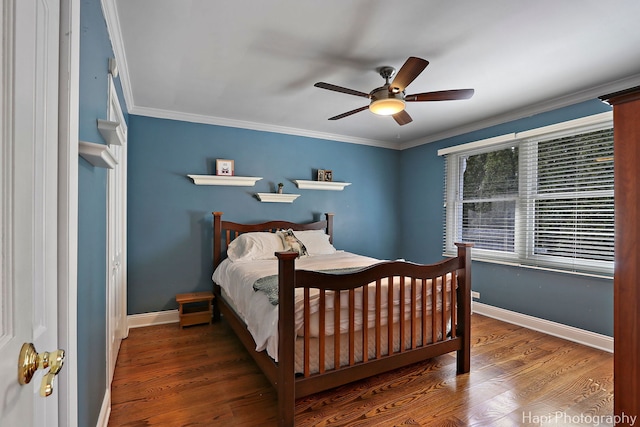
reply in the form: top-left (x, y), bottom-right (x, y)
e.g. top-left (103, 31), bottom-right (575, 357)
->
top-left (175, 291), bottom-right (214, 328)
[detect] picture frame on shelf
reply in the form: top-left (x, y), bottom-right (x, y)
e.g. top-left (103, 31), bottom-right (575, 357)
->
top-left (317, 169), bottom-right (333, 181)
top-left (216, 159), bottom-right (234, 176)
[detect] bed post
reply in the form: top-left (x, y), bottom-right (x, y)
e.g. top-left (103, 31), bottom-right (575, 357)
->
top-left (213, 212), bottom-right (223, 269)
top-left (455, 242), bottom-right (473, 374)
top-left (325, 212), bottom-right (334, 243)
top-left (212, 212), bottom-right (224, 321)
top-left (276, 251), bottom-right (298, 426)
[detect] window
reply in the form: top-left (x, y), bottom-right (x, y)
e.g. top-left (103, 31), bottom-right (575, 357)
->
top-left (441, 113), bottom-right (614, 276)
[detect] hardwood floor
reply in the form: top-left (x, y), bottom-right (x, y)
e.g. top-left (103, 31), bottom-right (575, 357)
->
top-left (108, 314), bottom-right (613, 426)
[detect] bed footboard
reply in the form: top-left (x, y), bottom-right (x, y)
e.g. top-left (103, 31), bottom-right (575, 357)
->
top-left (275, 243), bottom-right (472, 426)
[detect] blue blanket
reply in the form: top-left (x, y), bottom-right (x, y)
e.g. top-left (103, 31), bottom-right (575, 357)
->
top-left (252, 267), bottom-right (363, 305)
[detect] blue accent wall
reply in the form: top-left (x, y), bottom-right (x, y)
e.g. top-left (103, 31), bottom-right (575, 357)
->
top-left (399, 99), bottom-right (613, 336)
top-left (78, 0), bottom-right (128, 425)
top-left (127, 116), bottom-right (400, 314)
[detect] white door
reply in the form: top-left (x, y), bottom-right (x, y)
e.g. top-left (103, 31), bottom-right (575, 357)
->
top-left (0, 0), bottom-right (61, 425)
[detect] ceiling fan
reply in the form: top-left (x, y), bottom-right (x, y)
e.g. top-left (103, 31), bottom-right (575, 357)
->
top-left (314, 56), bottom-right (474, 126)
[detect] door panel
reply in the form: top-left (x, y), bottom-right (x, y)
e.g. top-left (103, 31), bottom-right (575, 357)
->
top-left (107, 76), bottom-right (127, 384)
top-left (0, 0), bottom-right (60, 425)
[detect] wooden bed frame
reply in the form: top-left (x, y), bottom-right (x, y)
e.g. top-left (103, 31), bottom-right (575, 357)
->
top-left (212, 212), bottom-right (472, 426)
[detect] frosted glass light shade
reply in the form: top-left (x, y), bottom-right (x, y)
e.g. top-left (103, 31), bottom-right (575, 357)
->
top-left (369, 98), bottom-right (405, 115)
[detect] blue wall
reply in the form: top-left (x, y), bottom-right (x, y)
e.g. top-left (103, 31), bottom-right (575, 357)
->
top-left (127, 116), bottom-right (401, 314)
top-left (126, 101), bottom-right (615, 336)
top-left (399, 99), bottom-right (613, 336)
top-left (78, 0), bottom-right (128, 425)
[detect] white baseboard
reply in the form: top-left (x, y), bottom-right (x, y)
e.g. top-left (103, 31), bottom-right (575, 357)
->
top-left (127, 309), bottom-right (179, 330)
top-left (96, 388), bottom-right (110, 427)
top-left (125, 305), bottom-right (613, 353)
top-left (472, 302), bottom-right (613, 353)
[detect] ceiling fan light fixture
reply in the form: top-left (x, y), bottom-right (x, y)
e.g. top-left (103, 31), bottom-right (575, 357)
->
top-left (314, 57), bottom-right (473, 125)
top-left (369, 95), bottom-right (405, 116)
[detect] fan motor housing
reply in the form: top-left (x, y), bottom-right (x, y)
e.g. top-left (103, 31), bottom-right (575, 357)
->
top-left (370, 86), bottom-right (404, 102)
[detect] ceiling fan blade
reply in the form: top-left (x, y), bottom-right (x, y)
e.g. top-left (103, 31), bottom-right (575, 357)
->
top-left (314, 82), bottom-right (370, 98)
top-left (328, 105), bottom-right (369, 120)
top-left (392, 110), bottom-right (412, 126)
top-left (405, 89), bottom-right (475, 102)
top-left (389, 57), bottom-right (429, 92)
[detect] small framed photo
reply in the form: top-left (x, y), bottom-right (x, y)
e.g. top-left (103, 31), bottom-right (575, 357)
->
top-left (324, 170), bottom-right (333, 182)
top-left (216, 159), bottom-right (234, 176)
top-left (317, 169), bottom-right (325, 181)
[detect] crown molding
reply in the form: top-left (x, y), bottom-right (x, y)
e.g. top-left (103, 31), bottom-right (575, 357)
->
top-left (400, 72), bottom-right (640, 150)
top-left (128, 105), bottom-right (398, 149)
top-left (122, 72), bottom-right (637, 152)
top-left (101, 0), bottom-right (135, 111)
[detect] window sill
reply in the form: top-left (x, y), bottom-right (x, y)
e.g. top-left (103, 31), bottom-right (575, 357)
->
top-left (445, 252), bottom-right (613, 280)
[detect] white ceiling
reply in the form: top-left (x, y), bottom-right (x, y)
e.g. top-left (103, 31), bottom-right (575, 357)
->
top-left (106, 0), bottom-right (640, 149)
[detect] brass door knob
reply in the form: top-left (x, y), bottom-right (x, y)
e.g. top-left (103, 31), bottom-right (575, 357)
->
top-left (18, 343), bottom-right (65, 397)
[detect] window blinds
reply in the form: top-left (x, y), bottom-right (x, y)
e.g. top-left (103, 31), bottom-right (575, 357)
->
top-left (443, 123), bottom-right (614, 277)
top-left (523, 128), bottom-right (614, 270)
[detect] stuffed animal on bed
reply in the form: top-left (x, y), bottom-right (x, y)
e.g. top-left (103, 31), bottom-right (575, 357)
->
top-left (278, 229), bottom-right (308, 257)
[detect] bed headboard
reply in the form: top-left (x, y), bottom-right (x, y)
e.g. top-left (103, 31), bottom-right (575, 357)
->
top-left (212, 212), bottom-right (334, 270)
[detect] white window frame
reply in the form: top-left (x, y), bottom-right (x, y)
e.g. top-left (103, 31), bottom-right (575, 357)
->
top-left (440, 112), bottom-right (614, 277)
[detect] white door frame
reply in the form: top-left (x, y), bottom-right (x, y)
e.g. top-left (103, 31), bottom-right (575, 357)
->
top-left (57, 0), bottom-right (80, 425)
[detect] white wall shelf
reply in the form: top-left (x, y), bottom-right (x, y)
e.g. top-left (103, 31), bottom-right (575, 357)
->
top-left (187, 175), bottom-right (262, 187)
top-left (97, 119), bottom-right (124, 146)
top-left (293, 180), bottom-right (351, 191)
top-left (79, 141), bottom-right (117, 169)
top-left (255, 193), bottom-right (300, 203)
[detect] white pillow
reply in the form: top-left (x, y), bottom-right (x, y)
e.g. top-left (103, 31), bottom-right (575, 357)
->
top-left (292, 229), bottom-right (337, 255)
top-left (226, 232), bottom-right (284, 262)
